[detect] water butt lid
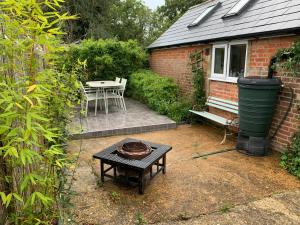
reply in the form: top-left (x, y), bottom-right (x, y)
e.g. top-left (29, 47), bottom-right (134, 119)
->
top-left (238, 76), bottom-right (282, 86)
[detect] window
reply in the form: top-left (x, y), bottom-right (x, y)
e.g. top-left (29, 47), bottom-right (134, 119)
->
top-left (211, 41), bottom-right (248, 82)
top-left (188, 2), bottom-right (221, 28)
top-left (223, 0), bottom-right (252, 18)
top-left (212, 44), bottom-right (227, 78)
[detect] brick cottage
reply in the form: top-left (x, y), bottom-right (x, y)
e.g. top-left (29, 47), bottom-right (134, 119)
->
top-left (148, 0), bottom-right (300, 152)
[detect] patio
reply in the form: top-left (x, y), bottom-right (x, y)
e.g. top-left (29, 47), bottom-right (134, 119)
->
top-left (69, 98), bottom-right (176, 139)
top-left (68, 125), bottom-right (300, 225)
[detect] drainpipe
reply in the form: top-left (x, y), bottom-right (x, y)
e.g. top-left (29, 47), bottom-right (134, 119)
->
top-left (268, 56), bottom-right (277, 79)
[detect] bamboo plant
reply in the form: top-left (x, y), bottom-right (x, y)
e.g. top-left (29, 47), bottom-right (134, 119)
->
top-left (0, 0), bottom-right (79, 224)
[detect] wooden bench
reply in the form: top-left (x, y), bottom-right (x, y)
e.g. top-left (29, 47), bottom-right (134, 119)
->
top-left (190, 96), bottom-right (239, 144)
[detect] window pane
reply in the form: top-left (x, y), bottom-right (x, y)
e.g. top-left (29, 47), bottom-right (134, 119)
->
top-left (229, 44), bottom-right (246, 78)
top-left (214, 48), bottom-right (225, 74)
top-left (224, 0), bottom-right (251, 17)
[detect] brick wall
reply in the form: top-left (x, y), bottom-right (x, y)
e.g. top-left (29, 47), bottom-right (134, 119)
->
top-left (149, 35), bottom-right (300, 152)
top-left (149, 44), bottom-right (211, 98)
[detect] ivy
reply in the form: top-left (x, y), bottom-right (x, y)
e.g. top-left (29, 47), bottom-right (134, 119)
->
top-left (275, 40), bottom-right (300, 179)
top-left (189, 50), bottom-right (206, 110)
top-left (274, 40), bottom-right (300, 75)
top-left (280, 132), bottom-right (300, 179)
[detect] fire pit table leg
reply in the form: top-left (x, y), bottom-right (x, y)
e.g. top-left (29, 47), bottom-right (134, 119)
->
top-left (163, 154), bottom-right (166, 174)
top-left (100, 160), bottom-right (105, 182)
top-left (113, 166), bottom-right (117, 181)
top-left (138, 171), bottom-right (145, 194)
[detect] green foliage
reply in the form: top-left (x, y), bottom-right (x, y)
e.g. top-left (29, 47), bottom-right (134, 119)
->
top-left (0, 0), bottom-right (79, 224)
top-left (275, 40), bottom-right (300, 179)
top-left (220, 203), bottom-right (233, 214)
top-left (275, 40), bottom-right (300, 75)
top-left (60, 0), bottom-right (207, 46)
top-left (150, 0), bottom-right (206, 42)
top-left (280, 132), bottom-right (300, 179)
top-left (129, 70), bottom-right (192, 122)
top-left (190, 50), bottom-right (206, 110)
top-left (110, 191), bottom-right (120, 202)
top-left (61, 0), bottom-right (116, 42)
top-left (109, 0), bottom-right (153, 46)
top-left (157, 0), bottom-right (206, 23)
top-left (60, 39), bottom-right (148, 82)
top-left (136, 212), bottom-right (147, 225)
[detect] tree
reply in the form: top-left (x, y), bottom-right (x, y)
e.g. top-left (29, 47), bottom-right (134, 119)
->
top-left (148, 0), bottom-right (206, 45)
top-left (108, 0), bottom-right (152, 46)
top-left (62, 0), bottom-right (117, 42)
top-left (157, 0), bottom-right (206, 23)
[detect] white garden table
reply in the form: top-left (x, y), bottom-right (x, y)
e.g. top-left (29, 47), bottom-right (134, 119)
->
top-left (86, 81), bottom-right (122, 115)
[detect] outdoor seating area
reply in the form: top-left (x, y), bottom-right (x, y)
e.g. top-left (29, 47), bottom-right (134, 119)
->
top-left (80, 77), bottom-right (127, 116)
top-left (2, 0), bottom-right (300, 224)
top-left (68, 125), bottom-right (300, 224)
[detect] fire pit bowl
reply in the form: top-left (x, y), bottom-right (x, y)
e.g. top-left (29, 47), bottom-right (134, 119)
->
top-left (117, 142), bottom-right (152, 160)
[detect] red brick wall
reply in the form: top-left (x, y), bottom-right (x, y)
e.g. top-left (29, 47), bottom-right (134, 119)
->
top-left (149, 35), bottom-right (300, 152)
top-left (149, 44), bottom-right (211, 98)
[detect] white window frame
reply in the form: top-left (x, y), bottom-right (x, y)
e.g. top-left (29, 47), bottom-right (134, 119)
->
top-left (211, 44), bottom-right (228, 79)
top-left (211, 40), bottom-right (248, 83)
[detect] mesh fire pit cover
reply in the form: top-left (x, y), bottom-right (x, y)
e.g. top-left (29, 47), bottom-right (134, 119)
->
top-left (117, 142), bottom-right (152, 160)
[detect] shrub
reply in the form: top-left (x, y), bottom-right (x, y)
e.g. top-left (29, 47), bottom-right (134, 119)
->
top-left (129, 70), bottom-right (192, 122)
top-left (280, 132), bottom-right (300, 179)
top-left (59, 39), bottom-right (148, 82)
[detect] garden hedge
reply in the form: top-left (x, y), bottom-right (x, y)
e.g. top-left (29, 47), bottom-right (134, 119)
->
top-left (129, 70), bottom-right (191, 122)
top-left (59, 39), bottom-right (148, 81)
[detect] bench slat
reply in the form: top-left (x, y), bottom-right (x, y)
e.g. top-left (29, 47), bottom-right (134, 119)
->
top-left (209, 97), bottom-right (238, 106)
top-left (208, 99), bottom-right (239, 111)
top-left (189, 110), bottom-right (229, 125)
top-left (207, 102), bottom-right (239, 114)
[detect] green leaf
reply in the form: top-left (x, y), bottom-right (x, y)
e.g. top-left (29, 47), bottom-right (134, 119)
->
top-left (13, 193), bottom-right (23, 203)
top-left (4, 147), bottom-right (18, 158)
top-left (26, 113), bottom-right (31, 130)
top-left (5, 193), bottom-right (12, 208)
top-left (31, 113), bottom-right (49, 122)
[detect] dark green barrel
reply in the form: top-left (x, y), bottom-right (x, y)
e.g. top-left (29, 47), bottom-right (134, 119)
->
top-left (238, 77), bottom-right (282, 137)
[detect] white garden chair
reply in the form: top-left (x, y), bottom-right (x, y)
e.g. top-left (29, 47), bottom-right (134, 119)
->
top-left (115, 77), bottom-right (121, 83)
top-left (80, 82), bottom-right (105, 117)
top-left (118, 78), bottom-right (127, 111)
top-left (104, 78), bottom-right (127, 113)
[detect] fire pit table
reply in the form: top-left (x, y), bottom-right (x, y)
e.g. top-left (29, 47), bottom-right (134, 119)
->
top-left (93, 138), bottom-right (172, 194)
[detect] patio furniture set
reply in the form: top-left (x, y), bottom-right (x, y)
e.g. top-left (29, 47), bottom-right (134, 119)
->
top-left (80, 77), bottom-right (127, 116)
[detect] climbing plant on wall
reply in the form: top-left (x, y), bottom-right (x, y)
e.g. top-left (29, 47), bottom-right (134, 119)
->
top-left (190, 50), bottom-right (206, 110)
top-left (275, 40), bottom-right (300, 179)
top-left (0, 0), bottom-right (79, 224)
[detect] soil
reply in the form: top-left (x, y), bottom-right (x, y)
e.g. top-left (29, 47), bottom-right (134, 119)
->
top-left (67, 124), bottom-right (300, 225)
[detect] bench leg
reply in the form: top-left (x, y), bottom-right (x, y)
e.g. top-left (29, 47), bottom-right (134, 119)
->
top-left (220, 127), bottom-right (227, 145)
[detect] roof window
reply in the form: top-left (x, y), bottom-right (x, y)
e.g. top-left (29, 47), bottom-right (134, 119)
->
top-left (223, 0), bottom-right (252, 18)
top-left (188, 2), bottom-right (221, 28)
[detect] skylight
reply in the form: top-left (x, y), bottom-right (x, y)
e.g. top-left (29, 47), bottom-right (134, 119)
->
top-left (188, 2), bottom-right (221, 28)
top-left (223, 0), bottom-right (252, 18)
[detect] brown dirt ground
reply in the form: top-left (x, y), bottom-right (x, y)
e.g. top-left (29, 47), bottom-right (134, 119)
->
top-left (67, 124), bottom-right (300, 225)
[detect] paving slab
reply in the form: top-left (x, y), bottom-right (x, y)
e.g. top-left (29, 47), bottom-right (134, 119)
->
top-left (67, 125), bottom-right (300, 225)
top-left (157, 190), bottom-right (300, 225)
top-left (69, 98), bottom-right (176, 139)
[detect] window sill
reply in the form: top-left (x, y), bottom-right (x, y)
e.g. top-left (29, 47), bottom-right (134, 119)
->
top-left (209, 77), bottom-right (238, 84)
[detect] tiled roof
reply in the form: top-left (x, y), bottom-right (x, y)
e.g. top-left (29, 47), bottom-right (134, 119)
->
top-left (149, 0), bottom-right (300, 49)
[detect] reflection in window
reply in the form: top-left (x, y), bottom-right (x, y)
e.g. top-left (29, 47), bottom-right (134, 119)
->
top-left (214, 48), bottom-right (225, 74)
top-left (229, 44), bottom-right (246, 78)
